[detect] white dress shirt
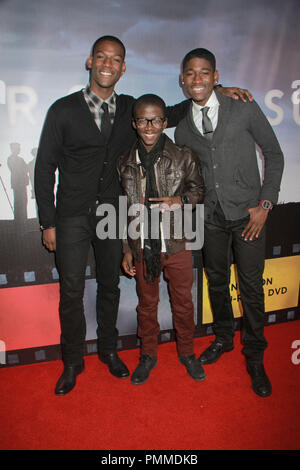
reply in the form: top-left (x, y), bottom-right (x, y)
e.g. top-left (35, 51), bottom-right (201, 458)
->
top-left (192, 90), bottom-right (220, 135)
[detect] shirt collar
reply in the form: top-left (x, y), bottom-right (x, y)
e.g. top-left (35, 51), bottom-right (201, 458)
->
top-left (84, 84), bottom-right (116, 108)
top-left (192, 90), bottom-right (219, 113)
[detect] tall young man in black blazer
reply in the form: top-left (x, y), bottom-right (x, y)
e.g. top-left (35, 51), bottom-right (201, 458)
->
top-left (175, 48), bottom-right (284, 397)
top-left (35, 36), bottom-right (252, 395)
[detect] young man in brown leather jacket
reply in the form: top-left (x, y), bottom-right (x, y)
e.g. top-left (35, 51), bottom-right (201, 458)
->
top-left (117, 94), bottom-right (206, 385)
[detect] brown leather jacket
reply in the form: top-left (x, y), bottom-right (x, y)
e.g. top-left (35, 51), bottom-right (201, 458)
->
top-left (117, 135), bottom-right (205, 260)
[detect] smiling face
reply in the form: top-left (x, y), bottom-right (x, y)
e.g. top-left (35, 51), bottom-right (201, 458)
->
top-left (87, 39), bottom-right (126, 99)
top-left (133, 104), bottom-right (167, 152)
top-left (181, 57), bottom-right (219, 106)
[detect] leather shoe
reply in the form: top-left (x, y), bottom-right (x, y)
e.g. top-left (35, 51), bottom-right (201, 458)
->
top-left (247, 362), bottom-right (272, 397)
top-left (179, 354), bottom-right (206, 381)
top-left (198, 340), bottom-right (234, 365)
top-left (55, 361), bottom-right (85, 396)
top-left (131, 355), bottom-right (157, 385)
top-left (98, 352), bottom-right (129, 378)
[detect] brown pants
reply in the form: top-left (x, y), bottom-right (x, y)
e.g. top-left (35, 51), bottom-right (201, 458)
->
top-left (135, 250), bottom-right (195, 357)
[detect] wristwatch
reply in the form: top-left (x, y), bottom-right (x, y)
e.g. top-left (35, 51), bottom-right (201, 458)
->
top-left (181, 194), bottom-right (190, 205)
top-left (259, 200), bottom-right (273, 210)
top-left (40, 225), bottom-right (56, 231)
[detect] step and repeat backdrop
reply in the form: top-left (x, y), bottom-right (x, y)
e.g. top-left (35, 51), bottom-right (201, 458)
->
top-left (0, 0), bottom-right (299, 366)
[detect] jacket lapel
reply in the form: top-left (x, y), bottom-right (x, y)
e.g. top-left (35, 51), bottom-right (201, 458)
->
top-left (78, 91), bottom-right (103, 136)
top-left (212, 90), bottom-right (232, 145)
top-left (186, 104), bottom-right (211, 148)
top-left (185, 91), bottom-right (232, 146)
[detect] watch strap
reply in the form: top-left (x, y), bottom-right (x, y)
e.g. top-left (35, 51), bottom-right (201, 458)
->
top-left (259, 200), bottom-right (273, 210)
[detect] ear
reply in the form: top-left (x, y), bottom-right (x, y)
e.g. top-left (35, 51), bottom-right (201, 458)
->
top-left (86, 56), bottom-right (93, 70)
top-left (121, 61), bottom-right (126, 76)
top-left (214, 69), bottom-right (219, 85)
top-left (132, 119), bottom-right (137, 130)
top-left (180, 72), bottom-right (184, 85)
top-left (163, 118), bottom-right (168, 130)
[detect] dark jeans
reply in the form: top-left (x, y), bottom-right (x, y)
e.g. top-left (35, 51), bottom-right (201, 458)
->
top-left (134, 250), bottom-right (195, 357)
top-left (55, 206), bottom-right (122, 365)
top-left (203, 203), bottom-right (267, 363)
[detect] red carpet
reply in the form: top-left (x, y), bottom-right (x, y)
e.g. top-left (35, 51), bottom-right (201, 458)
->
top-left (0, 321), bottom-right (299, 450)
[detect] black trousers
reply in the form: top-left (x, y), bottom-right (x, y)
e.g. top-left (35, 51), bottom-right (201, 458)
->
top-left (203, 203), bottom-right (267, 363)
top-left (55, 205), bottom-right (122, 365)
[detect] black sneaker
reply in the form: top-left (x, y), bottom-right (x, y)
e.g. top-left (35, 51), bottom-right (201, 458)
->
top-left (179, 354), bottom-right (206, 381)
top-left (131, 355), bottom-right (157, 385)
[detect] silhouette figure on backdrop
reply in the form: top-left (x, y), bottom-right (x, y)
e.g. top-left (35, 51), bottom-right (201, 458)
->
top-left (0, 165), bottom-right (14, 217)
top-left (7, 143), bottom-right (29, 223)
top-left (28, 147), bottom-right (37, 199)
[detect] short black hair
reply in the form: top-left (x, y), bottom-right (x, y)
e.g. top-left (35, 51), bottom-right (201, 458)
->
top-left (182, 48), bottom-right (216, 72)
top-left (133, 94), bottom-right (166, 118)
top-left (91, 35), bottom-right (126, 59)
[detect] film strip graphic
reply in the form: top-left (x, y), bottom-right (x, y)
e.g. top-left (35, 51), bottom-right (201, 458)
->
top-left (1, 204), bottom-right (299, 288)
top-left (1, 308), bottom-right (299, 368)
top-left (0, 203), bottom-right (299, 367)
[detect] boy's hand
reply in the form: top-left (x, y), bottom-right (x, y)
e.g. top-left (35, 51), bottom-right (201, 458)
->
top-left (149, 196), bottom-right (182, 212)
top-left (122, 252), bottom-right (136, 277)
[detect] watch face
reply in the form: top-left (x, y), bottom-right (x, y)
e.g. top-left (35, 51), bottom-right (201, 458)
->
top-left (261, 200), bottom-right (272, 210)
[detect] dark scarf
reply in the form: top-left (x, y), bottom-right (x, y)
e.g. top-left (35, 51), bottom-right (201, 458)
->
top-left (137, 134), bottom-right (165, 281)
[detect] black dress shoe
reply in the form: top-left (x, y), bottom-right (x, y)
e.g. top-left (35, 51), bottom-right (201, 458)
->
top-left (98, 352), bottom-right (129, 378)
top-left (247, 363), bottom-right (272, 397)
top-left (179, 354), bottom-right (206, 381)
top-left (131, 355), bottom-right (157, 385)
top-left (198, 340), bottom-right (234, 365)
top-left (55, 361), bottom-right (85, 396)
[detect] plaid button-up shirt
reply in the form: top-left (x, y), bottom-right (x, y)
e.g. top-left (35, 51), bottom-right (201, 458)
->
top-left (82, 85), bottom-right (116, 130)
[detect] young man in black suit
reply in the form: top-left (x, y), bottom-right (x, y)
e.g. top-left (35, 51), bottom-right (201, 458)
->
top-left (35, 36), bottom-right (252, 395)
top-left (175, 48), bottom-right (284, 397)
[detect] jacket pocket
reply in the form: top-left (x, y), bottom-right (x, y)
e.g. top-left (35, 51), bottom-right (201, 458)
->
top-left (233, 167), bottom-right (253, 190)
top-left (165, 169), bottom-right (185, 193)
